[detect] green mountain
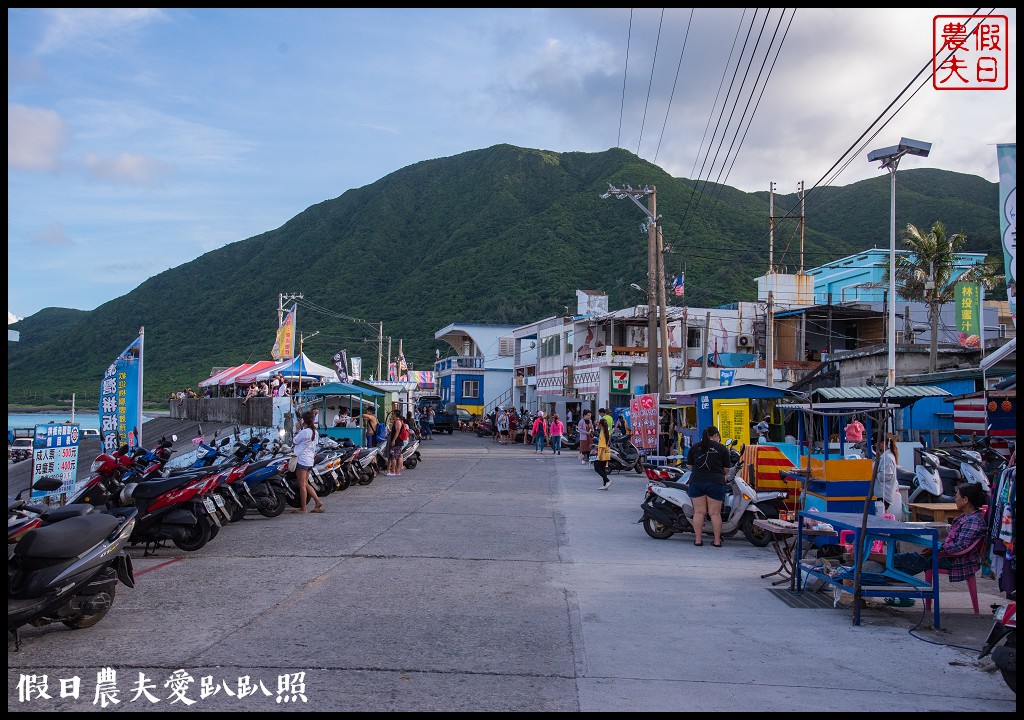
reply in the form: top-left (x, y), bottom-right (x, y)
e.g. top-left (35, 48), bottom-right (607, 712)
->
top-left (7, 144), bottom-right (1002, 407)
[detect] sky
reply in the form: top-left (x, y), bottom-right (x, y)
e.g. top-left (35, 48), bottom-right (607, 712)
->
top-left (7, 8), bottom-right (1017, 321)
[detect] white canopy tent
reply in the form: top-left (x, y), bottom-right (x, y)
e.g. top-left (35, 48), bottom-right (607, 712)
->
top-left (234, 352), bottom-right (339, 385)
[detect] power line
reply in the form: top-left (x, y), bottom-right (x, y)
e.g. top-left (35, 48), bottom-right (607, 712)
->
top-left (636, 8), bottom-right (665, 157)
top-left (617, 9), bottom-right (634, 150)
top-left (653, 8), bottom-right (694, 166)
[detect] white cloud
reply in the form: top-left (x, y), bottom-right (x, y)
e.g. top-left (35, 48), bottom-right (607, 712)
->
top-left (8, 103), bottom-right (70, 171)
top-left (36, 8), bottom-right (168, 55)
top-left (30, 223), bottom-right (74, 247)
top-left (82, 151), bottom-right (173, 187)
top-left (8, 311), bottom-right (20, 324)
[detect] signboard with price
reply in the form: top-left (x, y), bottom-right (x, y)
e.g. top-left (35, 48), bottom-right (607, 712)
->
top-left (31, 423), bottom-right (81, 500)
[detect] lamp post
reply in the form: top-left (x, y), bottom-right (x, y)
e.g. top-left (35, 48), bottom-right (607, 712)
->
top-left (867, 138), bottom-right (931, 387)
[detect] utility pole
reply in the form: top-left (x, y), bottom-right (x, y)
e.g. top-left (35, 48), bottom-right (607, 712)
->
top-left (766, 291), bottom-right (775, 388)
top-left (798, 181), bottom-right (806, 274)
top-left (655, 225), bottom-right (671, 399)
top-left (927, 260), bottom-right (938, 372)
top-left (278, 292), bottom-right (303, 326)
top-left (600, 183), bottom-right (664, 397)
top-left (768, 181), bottom-right (776, 274)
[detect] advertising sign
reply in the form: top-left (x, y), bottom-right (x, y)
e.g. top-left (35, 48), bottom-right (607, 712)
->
top-left (997, 144), bottom-right (1015, 326)
top-left (99, 333), bottom-right (143, 453)
top-left (629, 393), bottom-right (660, 451)
top-left (610, 368), bottom-right (631, 394)
top-left (31, 423), bottom-right (81, 499)
top-left (712, 399), bottom-right (750, 448)
top-left (955, 282), bottom-right (981, 348)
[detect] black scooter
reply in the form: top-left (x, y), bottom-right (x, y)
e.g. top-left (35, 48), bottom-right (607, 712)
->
top-left (8, 506), bottom-right (137, 649)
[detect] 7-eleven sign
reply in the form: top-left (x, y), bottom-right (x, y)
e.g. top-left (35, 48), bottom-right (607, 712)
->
top-left (610, 368), bottom-right (631, 394)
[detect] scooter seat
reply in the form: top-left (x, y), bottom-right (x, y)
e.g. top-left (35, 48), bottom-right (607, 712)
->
top-left (15, 514), bottom-right (120, 558)
top-left (40, 503), bottom-right (95, 522)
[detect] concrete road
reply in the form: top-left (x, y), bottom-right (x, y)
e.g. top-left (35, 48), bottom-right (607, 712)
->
top-left (7, 432), bottom-right (1016, 711)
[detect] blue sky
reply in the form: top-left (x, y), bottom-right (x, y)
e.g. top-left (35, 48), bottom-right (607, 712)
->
top-left (7, 8), bottom-right (1017, 321)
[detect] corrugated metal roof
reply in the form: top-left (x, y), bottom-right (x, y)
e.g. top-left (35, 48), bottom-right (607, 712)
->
top-left (812, 385), bottom-right (951, 401)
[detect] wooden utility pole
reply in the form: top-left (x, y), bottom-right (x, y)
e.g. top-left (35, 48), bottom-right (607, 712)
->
top-left (655, 225), bottom-right (670, 399)
top-left (798, 180), bottom-right (806, 274)
top-left (768, 181), bottom-right (776, 274)
top-left (646, 188), bottom-right (659, 396)
top-left (767, 291), bottom-right (775, 387)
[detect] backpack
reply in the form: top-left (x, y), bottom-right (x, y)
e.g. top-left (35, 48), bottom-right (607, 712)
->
top-left (399, 422), bottom-right (410, 442)
top-left (374, 422), bottom-right (387, 443)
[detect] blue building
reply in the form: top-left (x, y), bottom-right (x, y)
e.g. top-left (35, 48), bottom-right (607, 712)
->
top-left (803, 248), bottom-right (988, 305)
top-left (434, 322), bottom-right (518, 416)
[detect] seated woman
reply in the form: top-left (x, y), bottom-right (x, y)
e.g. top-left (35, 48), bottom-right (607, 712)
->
top-left (862, 481), bottom-right (987, 603)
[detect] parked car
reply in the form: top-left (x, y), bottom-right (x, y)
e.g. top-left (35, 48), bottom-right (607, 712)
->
top-left (9, 437), bottom-right (33, 463)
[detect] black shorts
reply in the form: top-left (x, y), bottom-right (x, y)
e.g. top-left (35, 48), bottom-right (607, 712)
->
top-left (687, 479), bottom-right (726, 502)
top-left (297, 463), bottom-right (314, 472)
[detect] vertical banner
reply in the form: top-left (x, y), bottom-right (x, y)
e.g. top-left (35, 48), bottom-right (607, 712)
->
top-left (332, 348), bottom-right (351, 383)
top-left (99, 333), bottom-right (143, 453)
top-left (997, 144), bottom-right (1016, 326)
top-left (31, 423), bottom-right (81, 499)
top-left (272, 304), bottom-right (297, 360)
top-left (350, 357), bottom-right (362, 381)
top-left (720, 369), bottom-right (736, 386)
top-left (955, 282), bottom-right (982, 348)
top-left (629, 392), bottom-right (660, 451)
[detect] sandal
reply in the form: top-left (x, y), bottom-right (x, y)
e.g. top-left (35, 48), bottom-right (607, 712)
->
top-left (290, 508), bottom-right (305, 514)
top-left (693, 541), bottom-right (704, 546)
top-left (712, 541), bottom-right (723, 548)
top-left (312, 505), bottom-right (325, 513)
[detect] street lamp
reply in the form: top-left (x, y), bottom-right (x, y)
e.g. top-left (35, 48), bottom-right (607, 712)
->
top-left (867, 137), bottom-right (931, 387)
top-left (629, 283), bottom-right (645, 293)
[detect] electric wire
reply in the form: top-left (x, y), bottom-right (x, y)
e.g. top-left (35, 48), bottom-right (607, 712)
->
top-left (617, 9), bottom-right (634, 150)
top-left (636, 8), bottom-right (665, 157)
top-left (653, 8), bottom-right (694, 166)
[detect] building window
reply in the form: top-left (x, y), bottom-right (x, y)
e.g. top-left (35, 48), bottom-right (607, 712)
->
top-left (462, 379), bottom-right (480, 399)
top-left (564, 331), bottom-right (573, 353)
top-left (540, 335), bottom-right (561, 358)
top-left (687, 327), bottom-right (702, 348)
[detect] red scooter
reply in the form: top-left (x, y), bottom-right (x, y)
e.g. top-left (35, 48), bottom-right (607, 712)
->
top-left (980, 591), bottom-right (1016, 694)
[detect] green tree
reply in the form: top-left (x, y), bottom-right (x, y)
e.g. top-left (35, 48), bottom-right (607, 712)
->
top-left (894, 221), bottom-right (1004, 371)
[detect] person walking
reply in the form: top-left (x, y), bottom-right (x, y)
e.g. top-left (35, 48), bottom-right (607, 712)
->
top-left (291, 411), bottom-right (324, 514)
top-left (549, 413), bottom-right (565, 455)
top-left (387, 410), bottom-right (407, 476)
top-left (420, 406), bottom-right (433, 441)
top-left (577, 410), bottom-right (594, 464)
top-left (686, 426), bottom-right (731, 546)
top-left (496, 408), bottom-right (510, 444)
top-left (594, 415), bottom-right (612, 489)
top-left (875, 434), bottom-right (905, 520)
top-left (531, 412), bottom-right (548, 453)
top-left (427, 406), bottom-right (435, 439)
top-left (508, 409), bottom-right (518, 445)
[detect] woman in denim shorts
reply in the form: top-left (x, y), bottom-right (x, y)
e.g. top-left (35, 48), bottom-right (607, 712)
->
top-left (686, 426), bottom-right (730, 547)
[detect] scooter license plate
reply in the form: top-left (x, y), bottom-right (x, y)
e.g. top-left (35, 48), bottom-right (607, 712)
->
top-left (212, 493), bottom-right (226, 508)
top-left (203, 497), bottom-right (217, 513)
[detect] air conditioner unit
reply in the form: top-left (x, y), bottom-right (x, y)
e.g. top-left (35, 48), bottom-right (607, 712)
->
top-left (737, 335), bottom-right (754, 349)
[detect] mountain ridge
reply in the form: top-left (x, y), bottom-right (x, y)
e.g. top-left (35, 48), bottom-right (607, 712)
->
top-left (8, 144), bottom-right (1002, 406)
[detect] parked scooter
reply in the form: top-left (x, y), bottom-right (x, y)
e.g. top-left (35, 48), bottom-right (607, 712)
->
top-left (8, 506), bottom-right (137, 649)
top-left (980, 591), bottom-right (1016, 694)
top-left (8, 477), bottom-right (97, 556)
top-left (638, 443), bottom-right (787, 547)
top-left (402, 437), bottom-right (423, 469)
top-left (589, 432), bottom-right (644, 474)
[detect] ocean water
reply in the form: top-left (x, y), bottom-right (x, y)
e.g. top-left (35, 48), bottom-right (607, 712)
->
top-left (8, 412), bottom-right (155, 433)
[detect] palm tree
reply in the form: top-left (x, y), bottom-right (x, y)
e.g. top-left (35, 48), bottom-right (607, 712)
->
top-left (891, 221), bottom-right (1004, 371)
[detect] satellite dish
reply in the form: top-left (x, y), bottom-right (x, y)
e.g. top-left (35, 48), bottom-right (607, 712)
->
top-left (529, 341), bottom-right (536, 349)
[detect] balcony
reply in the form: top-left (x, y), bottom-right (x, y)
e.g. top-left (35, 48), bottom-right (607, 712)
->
top-left (435, 356), bottom-right (485, 373)
top-left (575, 346), bottom-right (686, 369)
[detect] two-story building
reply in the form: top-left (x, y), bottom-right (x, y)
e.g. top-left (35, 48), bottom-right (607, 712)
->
top-left (433, 322), bottom-right (518, 417)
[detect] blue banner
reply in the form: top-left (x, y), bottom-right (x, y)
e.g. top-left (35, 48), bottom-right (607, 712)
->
top-left (99, 334), bottom-right (143, 453)
top-left (720, 369), bottom-right (736, 386)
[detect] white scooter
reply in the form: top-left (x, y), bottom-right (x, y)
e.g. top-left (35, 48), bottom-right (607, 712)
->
top-left (638, 442), bottom-right (788, 547)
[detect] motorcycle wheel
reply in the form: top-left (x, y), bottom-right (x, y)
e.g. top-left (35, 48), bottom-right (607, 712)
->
top-left (336, 472), bottom-right (351, 491)
top-left (740, 514), bottom-right (772, 547)
top-left (62, 586), bottom-right (116, 629)
top-left (404, 458), bottom-right (418, 469)
top-left (258, 491), bottom-right (287, 518)
top-left (358, 470), bottom-right (374, 485)
top-left (228, 498), bottom-right (247, 523)
top-left (998, 635), bottom-right (1015, 693)
top-left (209, 522), bottom-right (220, 540)
top-left (643, 515), bottom-right (675, 540)
top-left (173, 516), bottom-right (212, 552)
top-left (634, 460), bottom-right (644, 474)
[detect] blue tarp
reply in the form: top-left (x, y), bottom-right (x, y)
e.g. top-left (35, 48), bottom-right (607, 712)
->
top-left (296, 382), bottom-right (384, 398)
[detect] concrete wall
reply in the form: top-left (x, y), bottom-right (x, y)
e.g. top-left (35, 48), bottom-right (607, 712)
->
top-left (169, 397), bottom-right (274, 427)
